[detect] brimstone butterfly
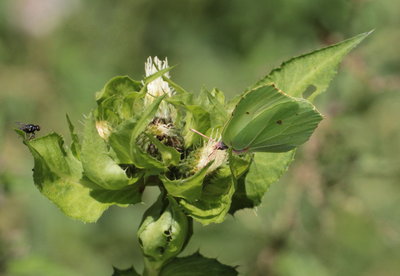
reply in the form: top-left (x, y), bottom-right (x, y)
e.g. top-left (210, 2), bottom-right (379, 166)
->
top-left (220, 84), bottom-right (323, 153)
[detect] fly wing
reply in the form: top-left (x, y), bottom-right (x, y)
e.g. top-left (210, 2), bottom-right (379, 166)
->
top-left (222, 84), bottom-right (323, 152)
top-left (16, 122), bottom-right (27, 131)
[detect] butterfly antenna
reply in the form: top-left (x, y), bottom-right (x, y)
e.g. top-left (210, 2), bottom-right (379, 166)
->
top-left (189, 128), bottom-right (216, 142)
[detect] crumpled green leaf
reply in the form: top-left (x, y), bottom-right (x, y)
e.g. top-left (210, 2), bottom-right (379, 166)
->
top-left (178, 166), bottom-right (235, 225)
top-left (95, 76), bottom-right (143, 124)
top-left (159, 163), bottom-right (212, 201)
top-left (109, 119), bottom-right (166, 173)
top-left (81, 114), bottom-right (131, 190)
top-left (146, 133), bottom-right (181, 167)
top-left (19, 132), bottom-right (111, 222)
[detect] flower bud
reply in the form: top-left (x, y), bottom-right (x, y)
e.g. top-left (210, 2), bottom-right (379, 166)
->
top-left (95, 120), bottom-right (112, 140)
top-left (137, 195), bottom-right (191, 271)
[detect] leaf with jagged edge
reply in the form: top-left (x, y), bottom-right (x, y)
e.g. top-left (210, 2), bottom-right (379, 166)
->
top-left (254, 31), bottom-right (373, 101)
top-left (111, 266), bottom-right (140, 276)
top-left (18, 132), bottom-right (111, 222)
top-left (160, 252), bottom-right (238, 276)
top-left (230, 31), bottom-right (372, 213)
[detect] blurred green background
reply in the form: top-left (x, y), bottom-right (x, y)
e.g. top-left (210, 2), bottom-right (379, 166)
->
top-left (1, 0), bottom-right (399, 275)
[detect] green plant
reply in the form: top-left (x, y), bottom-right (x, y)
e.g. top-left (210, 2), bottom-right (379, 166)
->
top-left (16, 31), bottom-right (371, 275)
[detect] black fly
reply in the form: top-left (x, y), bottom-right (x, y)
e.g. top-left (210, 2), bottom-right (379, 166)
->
top-left (17, 123), bottom-right (40, 140)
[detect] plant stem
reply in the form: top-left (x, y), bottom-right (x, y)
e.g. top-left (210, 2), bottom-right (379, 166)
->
top-left (143, 259), bottom-right (161, 276)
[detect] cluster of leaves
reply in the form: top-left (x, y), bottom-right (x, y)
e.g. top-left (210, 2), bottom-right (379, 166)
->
top-left (16, 31), bottom-right (370, 275)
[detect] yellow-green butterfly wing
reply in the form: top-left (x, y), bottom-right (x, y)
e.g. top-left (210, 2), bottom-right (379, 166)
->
top-left (222, 84), bottom-right (323, 153)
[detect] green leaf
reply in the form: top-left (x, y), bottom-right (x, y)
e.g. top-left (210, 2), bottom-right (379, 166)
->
top-left (90, 182), bottom-right (144, 205)
top-left (96, 76), bottom-right (142, 102)
top-left (15, 128), bottom-right (27, 140)
top-left (226, 32), bottom-right (371, 213)
top-left (109, 118), bottom-right (165, 174)
top-left (109, 119), bottom-right (137, 164)
top-left (145, 134), bottom-right (181, 167)
top-left (159, 163), bottom-right (212, 201)
top-left (162, 75), bottom-right (192, 97)
top-left (95, 76), bottom-right (143, 123)
top-left (109, 119), bottom-right (165, 174)
top-left (230, 151), bottom-right (295, 213)
top-left (182, 105), bottom-right (211, 147)
top-left (143, 65), bottom-right (176, 86)
top-left (178, 166), bottom-right (235, 225)
top-left (131, 143), bottom-right (167, 173)
top-left (225, 94), bottom-right (242, 115)
top-left (255, 31), bottom-right (372, 101)
top-left (112, 266), bottom-right (140, 276)
top-left (222, 85), bottom-right (323, 152)
top-left (129, 95), bottom-right (166, 151)
top-left (198, 88), bottom-right (229, 129)
top-left (25, 133), bottom-right (110, 222)
top-left (81, 114), bottom-right (130, 190)
top-left (160, 252), bottom-right (238, 276)
top-left (66, 114), bottom-right (81, 160)
top-left (109, 94), bottom-right (169, 173)
top-left (228, 152), bottom-right (252, 180)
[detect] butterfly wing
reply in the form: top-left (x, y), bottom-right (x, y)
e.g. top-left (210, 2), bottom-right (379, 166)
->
top-left (222, 84), bottom-right (323, 152)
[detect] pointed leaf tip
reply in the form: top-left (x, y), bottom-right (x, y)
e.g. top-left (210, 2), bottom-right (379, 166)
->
top-left (254, 31), bottom-right (373, 102)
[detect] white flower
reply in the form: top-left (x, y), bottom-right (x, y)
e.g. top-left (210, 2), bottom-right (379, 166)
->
top-left (144, 56), bottom-right (175, 119)
top-left (196, 131), bottom-right (227, 174)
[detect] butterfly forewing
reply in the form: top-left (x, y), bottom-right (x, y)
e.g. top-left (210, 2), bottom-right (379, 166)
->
top-left (230, 101), bottom-right (298, 151)
top-left (246, 100), bottom-right (322, 152)
top-left (222, 85), bottom-right (290, 147)
top-left (222, 84), bottom-right (323, 153)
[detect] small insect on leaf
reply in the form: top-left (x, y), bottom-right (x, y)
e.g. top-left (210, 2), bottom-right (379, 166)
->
top-left (16, 122), bottom-right (41, 140)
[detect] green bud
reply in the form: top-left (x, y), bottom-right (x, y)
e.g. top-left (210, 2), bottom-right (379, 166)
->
top-left (137, 195), bottom-right (191, 272)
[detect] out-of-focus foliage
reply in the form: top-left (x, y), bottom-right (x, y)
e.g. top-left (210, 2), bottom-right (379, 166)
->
top-left (0, 0), bottom-right (399, 275)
